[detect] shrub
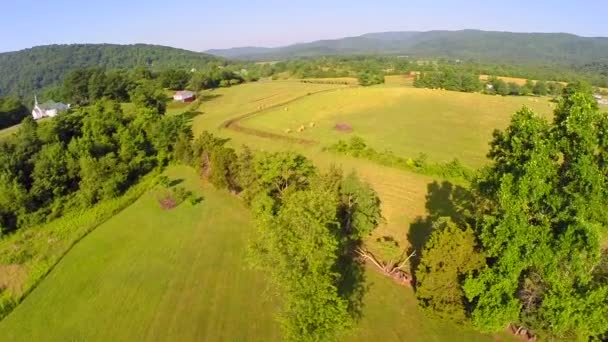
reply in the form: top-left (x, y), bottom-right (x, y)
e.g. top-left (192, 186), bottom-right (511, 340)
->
top-left (326, 137), bottom-right (473, 182)
top-left (156, 186), bottom-right (192, 210)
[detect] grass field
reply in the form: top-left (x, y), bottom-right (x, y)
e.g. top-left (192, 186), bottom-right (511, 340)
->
top-left (0, 80), bottom-right (530, 341)
top-left (240, 86), bottom-right (554, 167)
top-left (0, 166), bottom-right (281, 341)
top-left (0, 123), bottom-right (20, 140)
top-left (186, 80), bottom-right (554, 260)
top-left (0, 166), bottom-right (506, 341)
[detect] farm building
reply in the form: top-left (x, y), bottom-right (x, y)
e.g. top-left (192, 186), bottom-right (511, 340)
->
top-left (173, 90), bottom-right (196, 102)
top-left (31, 96), bottom-right (69, 120)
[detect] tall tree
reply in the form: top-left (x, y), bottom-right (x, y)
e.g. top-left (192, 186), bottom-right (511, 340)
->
top-left (0, 98), bottom-right (28, 129)
top-left (416, 218), bottom-right (484, 323)
top-left (459, 85), bottom-right (608, 339)
top-left (129, 80), bottom-right (168, 115)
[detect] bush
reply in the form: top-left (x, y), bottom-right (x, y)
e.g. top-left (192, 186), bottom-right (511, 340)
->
top-left (326, 136), bottom-right (473, 181)
top-left (156, 185), bottom-right (192, 210)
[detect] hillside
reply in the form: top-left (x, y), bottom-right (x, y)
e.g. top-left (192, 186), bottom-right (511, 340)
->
top-left (206, 29), bottom-right (608, 64)
top-left (0, 44), bottom-right (222, 97)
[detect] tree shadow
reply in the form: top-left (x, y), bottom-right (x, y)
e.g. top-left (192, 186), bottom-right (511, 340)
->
top-left (376, 235), bottom-right (399, 248)
top-left (179, 110), bottom-right (203, 122)
top-left (336, 241), bottom-right (368, 321)
top-left (198, 93), bottom-right (222, 102)
top-left (407, 181), bottom-right (473, 287)
top-left (190, 196), bottom-right (204, 205)
top-left (168, 178), bottom-right (184, 187)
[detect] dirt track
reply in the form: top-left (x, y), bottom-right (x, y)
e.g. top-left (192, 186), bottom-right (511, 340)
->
top-left (219, 85), bottom-right (357, 145)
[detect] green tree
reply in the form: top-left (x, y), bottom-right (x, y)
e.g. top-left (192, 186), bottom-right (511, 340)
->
top-left (236, 145), bottom-right (257, 204)
top-left (416, 218), bottom-right (484, 323)
top-left (520, 79), bottom-right (535, 95)
top-left (532, 80), bottom-right (548, 96)
top-left (159, 69), bottom-right (191, 90)
top-left (173, 131), bottom-right (194, 165)
top-left (249, 157), bottom-right (381, 341)
top-left (129, 80), bottom-right (168, 115)
top-left (250, 187), bottom-right (351, 341)
top-left (0, 98), bottom-right (28, 129)
top-left (494, 79), bottom-right (510, 96)
top-left (459, 88), bottom-right (608, 339)
top-left (252, 151), bottom-right (316, 201)
top-left (209, 146), bottom-right (239, 191)
top-left (30, 143), bottom-right (71, 204)
top-left (507, 82), bottom-right (522, 95)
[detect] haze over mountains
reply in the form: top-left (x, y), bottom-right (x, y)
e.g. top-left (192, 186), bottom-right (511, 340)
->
top-left (2, 29), bottom-right (608, 98)
top-left (206, 29), bottom-right (608, 63)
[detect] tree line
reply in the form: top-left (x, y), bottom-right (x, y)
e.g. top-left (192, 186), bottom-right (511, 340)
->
top-left (56, 66), bottom-right (246, 107)
top-left (414, 66), bottom-right (565, 96)
top-left (169, 129), bottom-right (383, 341)
top-left (0, 89), bottom-right (188, 233)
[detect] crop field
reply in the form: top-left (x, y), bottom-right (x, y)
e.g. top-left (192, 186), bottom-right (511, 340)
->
top-left (240, 86), bottom-right (554, 167)
top-left (0, 166), bottom-right (503, 341)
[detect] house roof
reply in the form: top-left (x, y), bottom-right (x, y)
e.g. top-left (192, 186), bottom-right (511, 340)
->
top-left (38, 101), bottom-right (68, 111)
top-left (174, 90), bottom-right (194, 97)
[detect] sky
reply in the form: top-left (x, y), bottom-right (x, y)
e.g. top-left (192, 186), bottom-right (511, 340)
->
top-left (2, 0), bottom-right (607, 52)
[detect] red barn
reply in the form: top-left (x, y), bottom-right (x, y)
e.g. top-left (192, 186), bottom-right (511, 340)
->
top-left (173, 90), bottom-right (196, 102)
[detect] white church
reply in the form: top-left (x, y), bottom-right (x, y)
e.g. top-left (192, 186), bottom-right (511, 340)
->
top-left (31, 96), bottom-right (70, 120)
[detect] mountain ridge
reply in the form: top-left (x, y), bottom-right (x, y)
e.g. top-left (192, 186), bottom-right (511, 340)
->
top-left (204, 29), bottom-right (608, 63)
top-left (0, 43), bottom-right (222, 97)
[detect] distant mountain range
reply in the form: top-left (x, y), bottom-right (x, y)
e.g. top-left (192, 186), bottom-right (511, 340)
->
top-left (206, 29), bottom-right (608, 64)
top-left (0, 44), bottom-right (221, 97)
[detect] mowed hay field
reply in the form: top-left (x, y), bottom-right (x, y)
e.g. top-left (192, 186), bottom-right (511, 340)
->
top-left (0, 166), bottom-right (280, 341)
top-left (188, 81), bottom-right (436, 259)
top-left (241, 86), bottom-right (554, 167)
top-left (0, 166), bottom-right (503, 342)
top-left (189, 80), bottom-right (350, 133)
top-left (188, 80), bottom-right (552, 262)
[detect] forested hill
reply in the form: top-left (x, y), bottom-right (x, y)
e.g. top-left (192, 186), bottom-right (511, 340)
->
top-left (206, 29), bottom-right (608, 64)
top-left (0, 44), bottom-right (223, 97)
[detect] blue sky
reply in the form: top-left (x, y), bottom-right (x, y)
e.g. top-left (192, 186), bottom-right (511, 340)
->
top-left (2, 0), bottom-right (606, 52)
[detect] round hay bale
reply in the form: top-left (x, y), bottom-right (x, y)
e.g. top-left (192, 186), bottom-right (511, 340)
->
top-left (285, 128), bottom-right (292, 134)
top-left (309, 122), bottom-right (315, 128)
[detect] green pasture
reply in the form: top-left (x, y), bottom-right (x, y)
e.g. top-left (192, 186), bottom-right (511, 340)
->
top-left (0, 80), bottom-right (527, 341)
top-left (0, 166), bottom-right (505, 341)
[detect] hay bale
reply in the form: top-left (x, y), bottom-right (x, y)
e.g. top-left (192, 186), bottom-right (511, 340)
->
top-left (309, 122), bottom-right (316, 128)
top-left (284, 107), bottom-right (288, 111)
top-left (298, 125), bottom-right (305, 132)
top-left (285, 128), bottom-right (292, 134)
